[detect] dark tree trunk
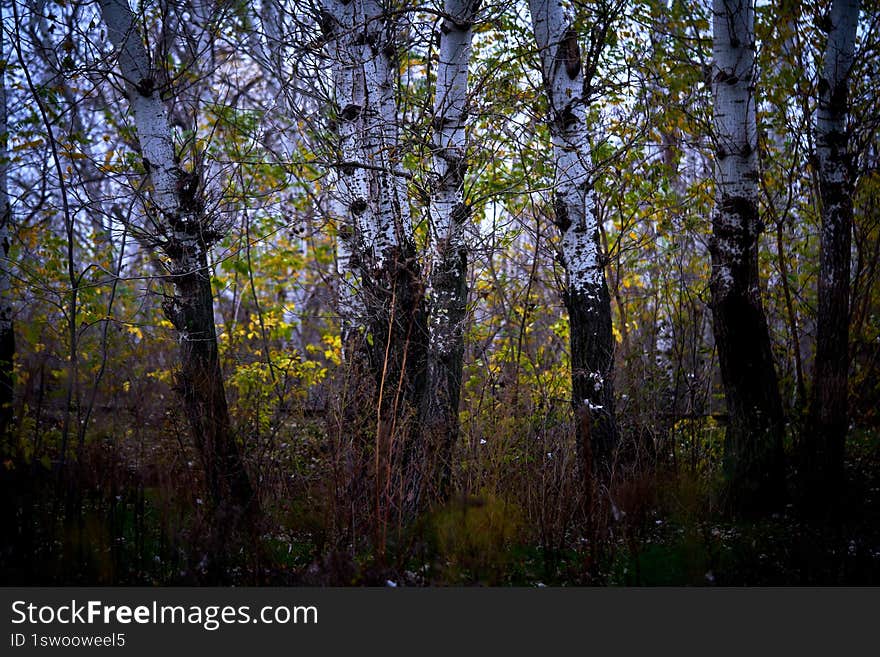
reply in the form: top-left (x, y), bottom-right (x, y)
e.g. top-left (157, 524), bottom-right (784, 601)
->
top-left (710, 261), bottom-right (786, 509)
top-left (423, 237), bottom-right (468, 500)
top-left (164, 248), bottom-right (255, 513)
top-left (804, 0), bottom-right (860, 507)
top-left (0, 5), bottom-right (14, 446)
top-left (0, 214), bottom-right (13, 446)
top-left (567, 284), bottom-right (617, 479)
top-left (363, 242), bottom-right (429, 516)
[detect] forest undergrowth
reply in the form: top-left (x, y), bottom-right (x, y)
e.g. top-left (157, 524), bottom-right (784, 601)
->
top-left (3, 407), bottom-right (878, 586)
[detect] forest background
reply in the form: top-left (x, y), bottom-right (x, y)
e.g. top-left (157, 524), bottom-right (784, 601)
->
top-left (0, 0), bottom-right (879, 585)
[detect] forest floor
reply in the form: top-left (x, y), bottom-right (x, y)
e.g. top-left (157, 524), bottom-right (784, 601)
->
top-left (2, 429), bottom-right (879, 586)
top-left (603, 429), bottom-right (880, 586)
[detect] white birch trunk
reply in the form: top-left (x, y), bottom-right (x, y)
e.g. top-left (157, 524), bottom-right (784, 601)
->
top-left (710, 0), bottom-right (784, 509)
top-left (423, 0), bottom-right (479, 497)
top-left (817, 0), bottom-right (859, 188)
top-left (100, 0), bottom-right (188, 240)
top-left (711, 0), bottom-right (758, 298)
top-left (429, 0), bottom-right (476, 329)
top-left (321, 0), bottom-right (371, 338)
top-left (529, 0), bottom-right (617, 473)
top-left (360, 0), bottom-right (412, 264)
top-left (530, 0), bottom-right (600, 296)
top-left (99, 0), bottom-right (253, 511)
top-left (100, 0), bottom-right (207, 302)
top-left (324, 0), bottom-right (428, 516)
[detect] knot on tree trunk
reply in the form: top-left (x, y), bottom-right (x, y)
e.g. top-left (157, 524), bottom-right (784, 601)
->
top-left (161, 295), bottom-right (186, 332)
top-left (553, 194), bottom-right (572, 232)
top-left (557, 29), bottom-right (582, 80)
top-left (135, 76), bottom-right (155, 97)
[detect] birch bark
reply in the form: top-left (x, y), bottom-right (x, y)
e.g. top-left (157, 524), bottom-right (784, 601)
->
top-left (710, 0), bottom-right (784, 510)
top-left (321, 0), bottom-right (428, 516)
top-left (422, 0), bottom-right (479, 499)
top-left (321, 0), bottom-right (370, 345)
top-left (99, 0), bottom-right (254, 514)
top-left (529, 0), bottom-right (617, 479)
top-left (357, 0), bottom-right (428, 513)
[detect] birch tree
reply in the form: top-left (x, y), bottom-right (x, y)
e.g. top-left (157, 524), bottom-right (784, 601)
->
top-left (358, 0), bottom-right (428, 422)
top-left (805, 0), bottom-right (860, 500)
top-left (423, 0), bottom-right (480, 500)
top-left (528, 0), bottom-right (618, 481)
top-left (321, 0), bottom-right (370, 347)
top-left (710, 0), bottom-right (784, 510)
top-left (98, 0), bottom-right (254, 515)
top-left (322, 0), bottom-right (429, 517)
top-left (0, 5), bottom-right (14, 442)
